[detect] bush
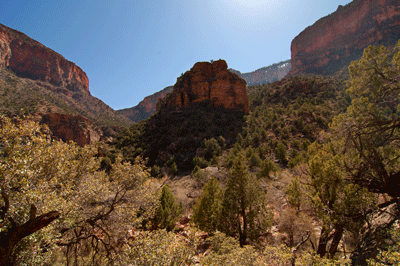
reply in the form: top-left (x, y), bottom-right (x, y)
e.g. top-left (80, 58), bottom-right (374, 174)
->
top-left (249, 152), bottom-right (262, 168)
top-left (275, 142), bottom-right (287, 164)
top-left (151, 165), bottom-right (161, 177)
top-left (193, 156), bottom-right (209, 168)
top-left (257, 158), bottom-right (279, 179)
top-left (203, 138), bottom-right (222, 160)
top-left (152, 185), bottom-right (182, 231)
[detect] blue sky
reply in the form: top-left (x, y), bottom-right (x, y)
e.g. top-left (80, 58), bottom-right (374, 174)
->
top-left (1, 0), bottom-right (352, 110)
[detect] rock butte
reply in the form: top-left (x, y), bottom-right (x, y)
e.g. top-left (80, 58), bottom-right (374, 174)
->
top-left (160, 60), bottom-right (249, 114)
top-left (41, 113), bottom-right (101, 147)
top-left (0, 23), bottom-right (89, 93)
top-left (288, 0), bottom-right (400, 76)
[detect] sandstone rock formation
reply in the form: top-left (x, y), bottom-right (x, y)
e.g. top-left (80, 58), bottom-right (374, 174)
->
top-left (117, 86), bottom-right (174, 122)
top-left (0, 24), bottom-right (131, 146)
top-left (120, 60), bottom-right (290, 123)
top-left (0, 23), bottom-right (89, 93)
top-left (288, 0), bottom-right (400, 76)
top-left (160, 60), bottom-right (249, 114)
top-left (41, 113), bottom-right (101, 147)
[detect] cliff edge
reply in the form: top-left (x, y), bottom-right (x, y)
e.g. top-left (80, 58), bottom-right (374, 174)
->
top-left (0, 23), bottom-right (89, 93)
top-left (288, 0), bottom-right (400, 76)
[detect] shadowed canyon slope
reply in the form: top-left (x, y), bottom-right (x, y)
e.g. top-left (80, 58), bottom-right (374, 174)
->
top-left (117, 86), bottom-right (173, 123)
top-left (288, 0), bottom-right (400, 76)
top-left (159, 60), bottom-right (249, 114)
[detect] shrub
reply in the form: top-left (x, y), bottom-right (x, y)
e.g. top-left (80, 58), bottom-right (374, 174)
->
top-left (257, 158), bottom-right (279, 179)
top-left (152, 185), bottom-right (182, 231)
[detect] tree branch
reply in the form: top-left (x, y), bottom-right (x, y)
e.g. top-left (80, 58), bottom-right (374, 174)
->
top-left (0, 188), bottom-right (9, 221)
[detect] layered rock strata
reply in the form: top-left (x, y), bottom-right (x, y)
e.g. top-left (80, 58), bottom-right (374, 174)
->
top-left (288, 0), bottom-right (400, 76)
top-left (160, 60), bottom-right (249, 114)
top-left (0, 23), bottom-right (89, 93)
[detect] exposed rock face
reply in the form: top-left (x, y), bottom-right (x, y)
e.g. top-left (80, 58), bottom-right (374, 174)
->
top-left (230, 60), bottom-right (291, 86)
top-left (288, 0), bottom-right (400, 76)
top-left (0, 24), bottom-right (131, 145)
top-left (0, 23), bottom-right (89, 93)
top-left (160, 60), bottom-right (249, 114)
top-left (120, 60), bottom-right (290, 123)
top-left (117, 86), bottom-right (174, 122)
top-left (41, 113), bottom-right (101, 147)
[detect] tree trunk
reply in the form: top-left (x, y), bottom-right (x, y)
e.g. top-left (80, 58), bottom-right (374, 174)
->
top-left (317, 225), bottom-right (330, 257)
top-left (239, 194), bottom-right (247, 247)
top-left (328, 226), bottom-right (344, 258)
top-left (0, 211), bottom-right (60, 266)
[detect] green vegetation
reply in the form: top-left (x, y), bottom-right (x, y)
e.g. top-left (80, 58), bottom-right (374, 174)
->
top-left (192, 178), bottom-right (222, 233)
top-left (220, 153), bottom-right (272, 246)
top-left (0, 115), bottom-right (153, 265)
top-left (2, 42), bottom-right (400, 265)
top-left (152, 185), bottom-right (182, 231)
top-left (0, 67), bottom-right (131, 127)
top-left (110, 101), bottom-right (246, 172)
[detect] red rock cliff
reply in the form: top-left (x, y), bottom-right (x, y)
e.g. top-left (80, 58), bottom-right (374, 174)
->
top-left (41, 113), bottom-right (101, 147)
top-left (288, 0), bottom-right (400, 76)
top-left (0, 23), bottom-right (89, 93)
top-left (160, 60), bottom-right (249, 114)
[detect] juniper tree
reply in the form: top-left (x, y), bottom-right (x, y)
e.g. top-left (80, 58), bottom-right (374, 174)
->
top-left (192, 178), bottom-right (222, 233)
top-left (219, 153), bottom-right (271, 247)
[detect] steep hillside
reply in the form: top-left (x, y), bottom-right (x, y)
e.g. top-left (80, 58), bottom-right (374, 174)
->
top-left (109, 60), bottom-right (248, 171)
top-left (288, 0), bottom-right (400, 76)
top-left (117, 86), bottom-right (173, 123)
top-left (0, 24), bottom-right (132, 144)
top-left (243, 75), bottom-right (350, 167)
top-left (229, 59), bottom-right (291, 86)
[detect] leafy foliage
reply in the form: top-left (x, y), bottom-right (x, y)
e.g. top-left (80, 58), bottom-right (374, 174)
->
top-left (243, 75), bottom-right (350, 168)
top-left (220, 153), bottom-right (272, 246)
top-left (192, 178), bottom-right (222, 233)
top-left (111, 101), bottom-right (246, 172)
top-left (331, 41), bottom-right (400, 197)
top-left (121, 229), bottom-right (198, 265)
top-left (0, 116), bottom-right (155, 265)
top-left (152, 185), bottom-right (182, 231)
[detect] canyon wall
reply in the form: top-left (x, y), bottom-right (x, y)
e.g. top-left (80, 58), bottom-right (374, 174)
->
top-left (230, 60), bottom-right (291, 86)
top-left (288, 0), bottom-right (400, 76)
top-left (117, 86), bottom-right (173, 122)
top-left (0, 23), bottom-right (89, 93)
